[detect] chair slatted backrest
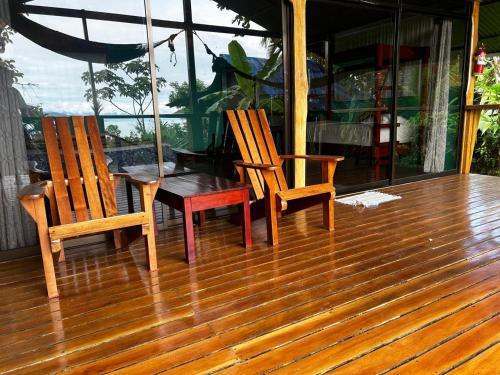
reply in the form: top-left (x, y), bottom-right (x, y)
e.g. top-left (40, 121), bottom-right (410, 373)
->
top-left (42, 116), bottom-right (117, 224)
top-left (226, 109), bottom-right (288, 200)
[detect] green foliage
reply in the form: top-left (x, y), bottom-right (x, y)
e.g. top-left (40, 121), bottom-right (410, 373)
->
top-left (168, 79), bottom-right (207, 112)
top-left (473, 125), bottom-right (500, 176)
top-left (22, 105), bottom-right (44, 150)
top-left (82, 59), bottom-right (166, 137)
top-left (159, 121), bottom-right (189, 149)
top-left (123, 121), bottom-right (189, 149)
top-left (472, 58), bottom-right (500, 176)
top-left (199, 40), bottom-right (283, 113)
top-left (228, 40), bottom-right (254, 100)
top-left (0, 26), bottom-right (23, 83)
top-left (216, 5), bottom-right (251, 29)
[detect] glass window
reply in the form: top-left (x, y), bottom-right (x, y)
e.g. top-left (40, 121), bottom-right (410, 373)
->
top-left (306, 1), bottom-right (395, 190)
top-left (191, 31), bottom-right (285, 178)
top-left (151, 26), bottom-right (193, 177)
top-left (151, 0), bottom-right (184, 21)
top-left (6, 2), bottom-right (158, 173)
top-left (394, 15), bottom-right (466, 178)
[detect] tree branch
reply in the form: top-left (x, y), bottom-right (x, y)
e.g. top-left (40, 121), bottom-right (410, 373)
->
top-left (106, 99), bottom-right (134, 116)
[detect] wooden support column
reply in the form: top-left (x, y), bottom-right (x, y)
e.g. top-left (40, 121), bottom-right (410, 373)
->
top-left (460, 0), bottom-right (481, 174)
top-left (290, 0), bottom-right (308, 188)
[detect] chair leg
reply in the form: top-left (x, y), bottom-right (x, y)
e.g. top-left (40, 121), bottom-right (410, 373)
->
top-left (33, 199), bottom-right (59, 299)
top-left (113, 229), bottom-right (129, 249)
top-left (323, 197), bottom-right (335, 231)
top-left (41, 237), bottom-right (58, 298)
top-left (265, 191), bottom-right (279, 246)
top-left (140, 184), bottom-right (159, 272)
top-left (58, 242), bottom-right (65, 263)
top-left (144, 229), bottom-right (158, 271)
top-left (321, 161), bottom-right (337, 232)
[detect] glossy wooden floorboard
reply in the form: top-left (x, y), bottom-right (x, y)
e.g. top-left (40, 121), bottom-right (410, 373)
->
top-left (0, 174), bottom-right (499, 374)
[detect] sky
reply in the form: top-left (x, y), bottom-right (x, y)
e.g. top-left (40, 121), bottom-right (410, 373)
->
top-left (3, 0), bottom-right (269, 134)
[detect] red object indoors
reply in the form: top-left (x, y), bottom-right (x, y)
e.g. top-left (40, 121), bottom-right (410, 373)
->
top-left (474, 46), bottom-right (487, 76)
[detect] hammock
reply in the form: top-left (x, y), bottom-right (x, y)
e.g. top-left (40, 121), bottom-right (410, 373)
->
top-left (10, 12), bottom-right (168, 64)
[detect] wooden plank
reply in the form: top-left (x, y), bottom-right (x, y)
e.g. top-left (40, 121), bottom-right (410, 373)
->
top-left (3, 176), bottom-right (494, 296)
top-left (291, 0), bottom-right (308, 188)
top-left (236, 110), bottom-right (266, 192)
top-left (110, 339), bottom-right (239, 375)
top-left (268, 277), bottom-right (498, 374)
top-left (56, 118), bottom-right (88, 222)
top-left (85, 116), bottom-right (117, 217)
top-left (5, 184), bottom-right (494, 318)
top-left (41, 117), bottom-right (73, 224)
top-left (256, 109), bottom-right (288, 191)
top-left (447, 343), bottom-right (499, 374)
top-left (3, 175), bottom-right (496, 306)
top-left (277, 183), bottom-right (332, 202)
top-left (217, 262), bottom-right (500, 374)
top-left (13, 217), bottom-right (498, 374)
top-left (391, 315), bottom-right (500, 374)
top-left (247, 110), bottom-right (272, 165)
top-left (226, 110), bottom-right (264, 199)
top-left (332, 295), bottom-right (500, 374)
top-left (4, 247), bottom-right (500, 375)
top-left (49, 212), bottom-right (147, 240)
top-left (72, 116), bottom-right (103, 219)
top-left (2, 175), bottom-right (500, 374)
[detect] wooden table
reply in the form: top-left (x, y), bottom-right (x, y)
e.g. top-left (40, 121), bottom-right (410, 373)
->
top-left (121, 161), bottom-right (193, 177)
top-left (129, 174), bottom-right (252, 263)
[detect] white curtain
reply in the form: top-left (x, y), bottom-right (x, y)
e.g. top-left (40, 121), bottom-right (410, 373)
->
top-left (423, 20), bottom-right (452, 173)
top-left (0, 3), bottom-right (36, 250)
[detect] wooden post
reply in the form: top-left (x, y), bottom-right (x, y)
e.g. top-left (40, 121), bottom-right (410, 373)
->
top-left (460, 0), bottom-right (481, 174)
top-left (290, 0), bottom-right (308, 188)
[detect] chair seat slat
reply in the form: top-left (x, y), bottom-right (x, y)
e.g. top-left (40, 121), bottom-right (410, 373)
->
top-left (248, 110), bottom-right (288, 193)
top-left (56, 118), bottom-right (89, 222)
top-left (227, 110), bottom-right (264, 200)
top-left (86, 117), bottom-right (117, 217)
top-left (257, 109), bottom-right (288, 191)
top-left (73, 117), bottom-right (104, 219)
top-left (41, 118), bottom-right (73, 224)
top-left (236, 110), bottom-right (267, 192)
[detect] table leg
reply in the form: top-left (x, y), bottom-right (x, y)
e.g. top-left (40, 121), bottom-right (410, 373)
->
top-left (198, 211), bottom-right (206, 227)
top-left (183, 199), bottom-right (196, 263)
top-left (152, 203), bottom-right (159, 236)
top-left (242, 190), bottom-right (252, 249)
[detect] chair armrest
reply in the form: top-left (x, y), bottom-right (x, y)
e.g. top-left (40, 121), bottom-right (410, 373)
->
top-left (234, 160), bottom-right (279, 171)
top-left (18, 181), bottom-right (48, 200)
top-left (113, 173), bottom-right (160, 186)
top-left (280, 155), bottom-right (345, 162)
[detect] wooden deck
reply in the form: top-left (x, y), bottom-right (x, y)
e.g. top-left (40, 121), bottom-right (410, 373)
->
top-left (0, 174), bottom-right (499, 374)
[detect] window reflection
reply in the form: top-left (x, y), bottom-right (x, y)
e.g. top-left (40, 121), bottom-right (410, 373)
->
top-left (306, 2), bottom-right (395, 188)
top-left (395, 15), bottom-right (465, 178)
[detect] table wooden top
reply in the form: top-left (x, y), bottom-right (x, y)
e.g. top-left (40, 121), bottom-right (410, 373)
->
top-left (159, 173), bottom-right (251, 198)
top-left (121, 162), bottom-right (193, 177)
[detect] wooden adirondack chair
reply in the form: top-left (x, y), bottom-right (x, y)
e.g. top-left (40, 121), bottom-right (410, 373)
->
top-left (226, 109), bottom-right (344, 246)
top-left (18, 116), bottom-right (160, 298)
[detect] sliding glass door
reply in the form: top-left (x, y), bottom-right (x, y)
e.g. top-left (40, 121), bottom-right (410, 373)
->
top-left (305, 1), bottom-right (396, 191)
top-left (305, 0), bottom-right (468, 191)
top-left (394, 14), bottom-right (467, 180)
